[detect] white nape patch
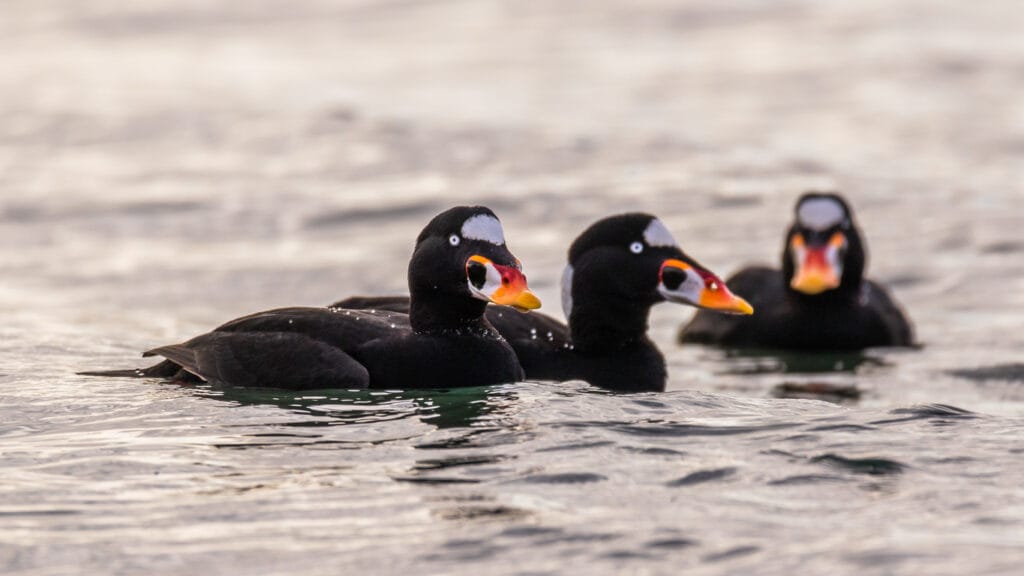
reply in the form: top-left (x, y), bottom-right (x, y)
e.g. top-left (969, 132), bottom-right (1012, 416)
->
top-left (461, 214), bottom-right (505, 245)
top-left (561, 265), bottom-right (574, 318)
top-left (797, 198), bottom-right (846, 231)
top-left (643, 219), bottom-right (678, 248)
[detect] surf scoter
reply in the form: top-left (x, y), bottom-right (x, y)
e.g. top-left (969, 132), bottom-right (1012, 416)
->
top-left (81, 206), bottom-right (541, 390)
top-left (335, 213), bottom-right (753, 391)
top-left (678, 192), bottom-right (914, 350)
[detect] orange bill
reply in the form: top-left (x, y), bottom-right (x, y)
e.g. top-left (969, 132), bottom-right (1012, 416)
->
top-left (467, 255), bottom-right (541, 311)
top-left (660, 259), bottom-right (754, 315)
top-left (790, 233), bottom-right (844, 295)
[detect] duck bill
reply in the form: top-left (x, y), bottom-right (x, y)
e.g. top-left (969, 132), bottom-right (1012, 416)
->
top-left (466, 255), bottom-right (541, 312)
top-left (791, 248), bottom-right (841, 295)
top-left (697, 283), bottom-right (754, 315)
top-left (658, 259), bottom-right (754, 315)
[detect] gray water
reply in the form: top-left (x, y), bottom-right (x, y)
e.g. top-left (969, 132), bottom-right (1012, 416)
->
top-left (2, 1), bottom-right (1024, 574)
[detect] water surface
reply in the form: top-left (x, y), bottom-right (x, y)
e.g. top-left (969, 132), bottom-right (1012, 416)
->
top-left (2, 1), bottom-right (1024, 574)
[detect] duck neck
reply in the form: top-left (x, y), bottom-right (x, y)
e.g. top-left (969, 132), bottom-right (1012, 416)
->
top-left (568, 296), bottom-right (653, 354)
top-left (409, 292), bottom-right (491, 334)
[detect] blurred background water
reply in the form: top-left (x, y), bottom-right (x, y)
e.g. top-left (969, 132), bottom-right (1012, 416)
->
top-left (1, 1), bottom-right (1023, 574)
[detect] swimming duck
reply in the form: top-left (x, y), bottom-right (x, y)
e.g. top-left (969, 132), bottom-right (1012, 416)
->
top-left (335, 213), bottom-right (752, 391)
top-left (678, 192), bottom-right (914, 350)
top-left (82, 206), bottom-right (541, 390)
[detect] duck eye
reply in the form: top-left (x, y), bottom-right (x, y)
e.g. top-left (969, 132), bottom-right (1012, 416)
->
top-left (630, 242), bottom-right (644, 254)
top-left (449, 234), bottom-right (461, 247)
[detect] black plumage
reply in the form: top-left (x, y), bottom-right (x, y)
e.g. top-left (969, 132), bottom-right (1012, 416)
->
top-left (334, 213), bottom-right (751, 392)
top-left (82, 206), bottom-right (540, 390)
top-left (679, 192), bottom-right (914, 350)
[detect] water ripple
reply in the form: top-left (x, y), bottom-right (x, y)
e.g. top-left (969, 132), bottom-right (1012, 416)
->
top-left (870, 404), bottom-right (978, 425)
top-left (666, 467), bottom-right (738, 487)
top-left (809, 454), bottom-right (907, 476)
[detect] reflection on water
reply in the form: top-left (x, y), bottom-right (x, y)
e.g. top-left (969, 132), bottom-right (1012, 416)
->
top-left (771, 381), bottom-right (863, 403)
top-left (190, 383), bottom-right (518, 430)
top-left (949, 363), bottom-right (1024, 384)
top-left (716, 348), bottom-right (888, 375)
top-left (698, 348), bottom-right (886, 404)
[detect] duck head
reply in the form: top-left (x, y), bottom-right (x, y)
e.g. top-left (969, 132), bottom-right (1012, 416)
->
top-left (408, 206), bottom-right (540, 331)
top-left (562, 214), bottom-right (753, 328)
top-left (782, 192), bottom-right (866, 297)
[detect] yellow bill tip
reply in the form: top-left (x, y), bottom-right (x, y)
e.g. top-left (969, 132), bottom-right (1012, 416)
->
top-left (734, 297), bottom-right (755, 316)
top-left (790, 272), bottom-right (840, 295)
top-left (510, 290), bottom-right (542, 312)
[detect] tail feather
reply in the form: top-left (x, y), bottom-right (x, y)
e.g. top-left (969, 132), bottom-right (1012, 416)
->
top-left (78, 358), bottom-right (198, 380)
top-left (145, 345), bottom-right (195, 370)
top-left (78, 368), bottom-right (149, 377)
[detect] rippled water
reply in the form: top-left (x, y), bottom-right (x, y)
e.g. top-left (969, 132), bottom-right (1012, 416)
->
top-left (2, 1), bottom-right (1024, 574)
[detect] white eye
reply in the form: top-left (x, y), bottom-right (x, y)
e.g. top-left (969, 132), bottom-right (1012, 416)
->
top-left (449, 234), bottom-right (461, 246)
top-left (630, 241), bottom-right (644, 254)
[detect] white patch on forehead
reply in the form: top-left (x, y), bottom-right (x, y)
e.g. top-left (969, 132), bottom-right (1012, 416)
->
top-left (643, 219), bottom-right (678, 248)
top-left (561, 265), bottom-right (574, 318)
top-left (460, 214), bottom-right (505, 245)
top-left (797, 198), bottom-right (846, 231)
